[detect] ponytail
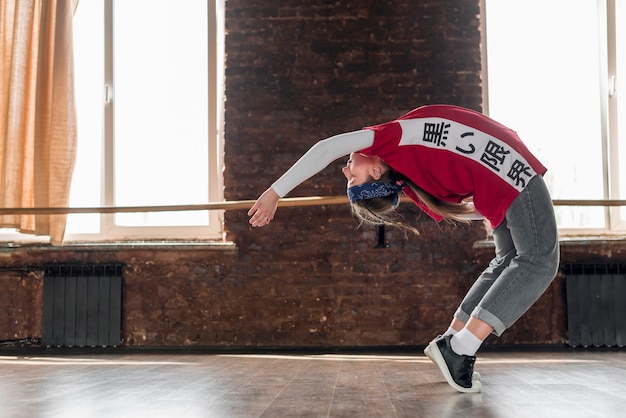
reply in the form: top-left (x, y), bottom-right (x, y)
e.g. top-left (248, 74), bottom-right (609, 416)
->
top-left (350, 169), bottom-right (474, 234)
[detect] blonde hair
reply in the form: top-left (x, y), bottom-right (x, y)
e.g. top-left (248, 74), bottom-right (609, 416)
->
top-left (350, 169), bottom-right (473, 234)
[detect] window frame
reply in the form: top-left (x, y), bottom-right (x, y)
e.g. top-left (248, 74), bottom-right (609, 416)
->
top-left (0, 0), bottom-right (226, 244)
top-left (481, 0), bottom-right (622, 236)
top-left (65, 0), bottom-right (226, 243)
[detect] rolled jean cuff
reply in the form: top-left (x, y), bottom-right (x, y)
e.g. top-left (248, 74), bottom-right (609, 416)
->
top-left (454, 308), bottom-right (471, 325)
top-left (472, 307), bottom-right (506, 337)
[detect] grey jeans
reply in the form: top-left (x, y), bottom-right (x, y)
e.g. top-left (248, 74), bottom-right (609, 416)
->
top-left (454, 175), bottom-right (560, 336)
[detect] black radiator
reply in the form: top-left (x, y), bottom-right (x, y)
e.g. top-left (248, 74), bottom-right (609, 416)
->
top-left (564, 263), bottom-right (626, 348)
top-left (42, 264), bottom-right (123, 348)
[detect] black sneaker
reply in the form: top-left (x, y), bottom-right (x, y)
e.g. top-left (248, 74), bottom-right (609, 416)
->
top-left (426, 335), bottom-right (482, 393)
top-left (424, 335), bottom-right (481, 382)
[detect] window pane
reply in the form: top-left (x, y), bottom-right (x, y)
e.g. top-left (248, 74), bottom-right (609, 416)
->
top-left (67, 0), bottom-right (105, 234)
top-left (486, 0), bottom-right (604, 229)
top-left (113, 0), bottom-right (208, 227)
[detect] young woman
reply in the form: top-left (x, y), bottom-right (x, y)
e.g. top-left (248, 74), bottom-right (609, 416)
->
top-left (248, 104), bottom-right (560, 393)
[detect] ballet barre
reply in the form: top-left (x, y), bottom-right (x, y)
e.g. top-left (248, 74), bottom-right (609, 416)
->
top-left (0, 197), bottom-right (625, 215)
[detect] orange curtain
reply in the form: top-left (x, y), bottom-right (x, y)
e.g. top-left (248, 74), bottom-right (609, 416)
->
top-left (0, 0), bottom-right (78, 245)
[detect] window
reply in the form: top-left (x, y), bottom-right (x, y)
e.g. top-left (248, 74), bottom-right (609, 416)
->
top-left (0, 0), bottom-right (223, 244)
top-left (64, 0), bottom-right (225, 241)
top-left (483, 0), bottom-right (625, 234)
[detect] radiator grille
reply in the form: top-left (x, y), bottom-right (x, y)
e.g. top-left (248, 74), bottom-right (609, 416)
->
top-left (42, 264), bottom-right (123, 348)
top-left (564, 263), bottom-right (626, 348)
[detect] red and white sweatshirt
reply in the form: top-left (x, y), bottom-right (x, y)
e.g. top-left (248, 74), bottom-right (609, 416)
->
top-left (271, 105), bottom-right (546, 228)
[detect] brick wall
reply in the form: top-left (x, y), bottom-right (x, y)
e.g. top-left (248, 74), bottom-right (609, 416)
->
top-left (0, 0), bottom-right (575, 349)
top-left (221, 0), bottom-right (492, 347)
top-left (224, 0), bottom-right (482, 202)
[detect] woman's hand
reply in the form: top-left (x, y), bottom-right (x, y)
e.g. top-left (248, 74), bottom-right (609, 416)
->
top-left (247, 187), bottom-right (280, 227)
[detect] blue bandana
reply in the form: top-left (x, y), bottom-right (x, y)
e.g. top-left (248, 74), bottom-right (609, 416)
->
top-left (347, 181), bottom-right (406, 204)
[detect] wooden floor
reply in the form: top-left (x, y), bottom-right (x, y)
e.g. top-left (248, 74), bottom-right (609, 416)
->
top-left (1, 349), bottom-right (625, 417)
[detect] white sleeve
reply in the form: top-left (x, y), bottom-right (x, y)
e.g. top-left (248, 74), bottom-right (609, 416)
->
top-left (271, 129), bottom-right (375, 197)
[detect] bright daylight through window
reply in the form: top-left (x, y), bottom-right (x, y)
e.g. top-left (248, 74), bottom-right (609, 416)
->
top-left (66, 0), bottom-right (224, 241)
top-left (485, 0), bottom-right (625, 234)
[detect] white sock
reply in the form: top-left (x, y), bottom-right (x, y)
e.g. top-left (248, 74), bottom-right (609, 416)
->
top-left (443, 327), bottom-right (459, 337)
top-left (450, 328), bottom-right (482, 356)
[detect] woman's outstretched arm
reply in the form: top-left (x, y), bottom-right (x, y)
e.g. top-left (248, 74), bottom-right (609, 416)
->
top-left (248, 130), bottom-right (375, 227)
